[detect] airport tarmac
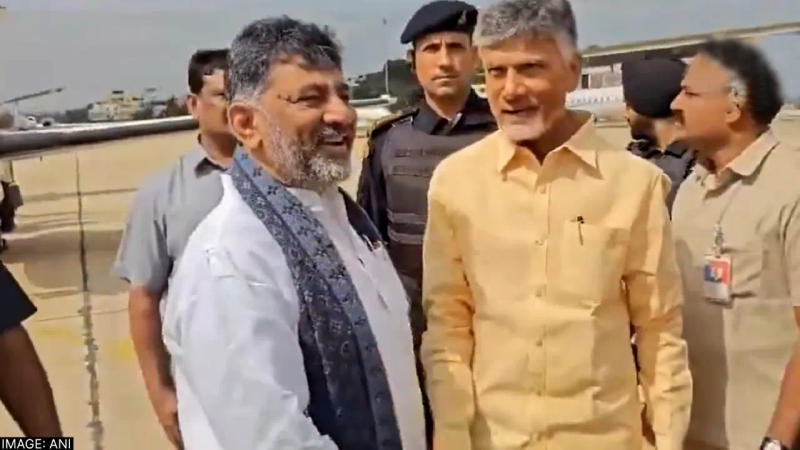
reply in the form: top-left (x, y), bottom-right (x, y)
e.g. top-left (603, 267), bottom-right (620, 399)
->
top-left (0, 118), bottom-right (798, 449)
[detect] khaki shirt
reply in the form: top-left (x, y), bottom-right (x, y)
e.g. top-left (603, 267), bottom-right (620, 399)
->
top-left (421, 113), bottom-right (692, 450)
top-left (673, 130), bottom-right (800, 449)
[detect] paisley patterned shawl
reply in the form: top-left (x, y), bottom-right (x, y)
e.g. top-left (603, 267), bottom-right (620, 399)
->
top-left (229, 150), bottom-right (402, 449)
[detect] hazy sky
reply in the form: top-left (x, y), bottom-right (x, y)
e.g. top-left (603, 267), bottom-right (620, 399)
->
top-left (2, 0), bottom-right (799, 112)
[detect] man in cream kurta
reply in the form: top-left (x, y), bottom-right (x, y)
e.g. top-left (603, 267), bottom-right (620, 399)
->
top-left (421, 1), bottom-right (692, 449)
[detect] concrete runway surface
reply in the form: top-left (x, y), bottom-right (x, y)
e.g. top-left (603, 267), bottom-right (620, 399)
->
top-left (0, 119), bottom-right (797, 449)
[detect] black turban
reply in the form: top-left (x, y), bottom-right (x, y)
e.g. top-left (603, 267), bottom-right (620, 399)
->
top-left (622, 58), bottom-right (687, 119)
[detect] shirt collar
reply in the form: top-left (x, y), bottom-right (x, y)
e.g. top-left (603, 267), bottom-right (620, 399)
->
top-left (496, 111), bottom-right (600, 173)
top-left (195, 156), bottom-right (225, 176)
top-left (413, 90), bottom-right (493, 135)
top-left (289, 187), bottom-right (324, 211)
top-left (629, 139), bottom-right (691, 161)
top-left (195, 134), bottom-right (228, 175)
top-left (287, 186), bottom-right (341, 213)
top-left (627, 139), bottom-right (658, 159)
top-left (412, 100), bottom-right (443, 134)
top-left (725, 130), bottom-right (778, 178)
top-left (664, 140), bottom-right (691, 159)
top-left (693, 129), bottom-right (779, 188)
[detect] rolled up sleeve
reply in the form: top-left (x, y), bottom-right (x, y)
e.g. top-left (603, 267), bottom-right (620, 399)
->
top-left (420, 173), bottom-right (475, 450)
top-left (169, 250), bottom-right (338, 450)
top-left (624, 172), bottom-right (692, 450)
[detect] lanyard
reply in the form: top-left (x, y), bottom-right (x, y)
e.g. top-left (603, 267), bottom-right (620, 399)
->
top-left (711, 178), bottom-right (744, 257)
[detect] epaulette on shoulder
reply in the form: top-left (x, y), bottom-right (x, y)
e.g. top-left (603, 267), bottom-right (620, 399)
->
top-left (367, 108), bottom-right (415, 146)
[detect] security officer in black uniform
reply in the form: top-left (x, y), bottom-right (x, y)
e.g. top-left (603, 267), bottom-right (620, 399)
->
top-left (622, 58), bottom-right (695, 213)
top-left (358, 3), bottom-right (495, 444)
top-left (357, 0), bottom-right (496, 356)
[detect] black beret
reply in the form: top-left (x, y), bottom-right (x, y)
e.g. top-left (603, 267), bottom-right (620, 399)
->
top-left (622, 58), bottom-right (687, 119)
top-left (401, 1), bottom-right (478, 45)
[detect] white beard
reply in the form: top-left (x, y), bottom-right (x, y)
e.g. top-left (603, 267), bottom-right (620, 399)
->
top-left (265, 116), bottom-right (351, 191)
top-left (500, 112), bottom-right (549, 143)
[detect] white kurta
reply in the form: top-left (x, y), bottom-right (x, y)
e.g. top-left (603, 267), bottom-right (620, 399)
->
top-left (163, 174), bottom-right (426, 450)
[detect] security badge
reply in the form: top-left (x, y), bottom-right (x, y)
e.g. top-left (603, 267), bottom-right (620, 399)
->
top-left (703, 223), bottom-right (733, 305)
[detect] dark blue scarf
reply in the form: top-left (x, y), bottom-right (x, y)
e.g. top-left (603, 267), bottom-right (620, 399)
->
top-left (229, 151), bottom-right (402, 449)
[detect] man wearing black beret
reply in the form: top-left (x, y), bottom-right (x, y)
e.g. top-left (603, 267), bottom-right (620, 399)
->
top-left (622, 57), bottom-right (695, 212)
top-left (357, 2), bottom-right (496, 445)
top-left (357, 0), bottom-right (496, 390)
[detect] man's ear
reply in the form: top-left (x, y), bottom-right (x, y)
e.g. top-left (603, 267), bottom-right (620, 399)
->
top-left (406, 48), bottom-right (416, 73)
top-left (187, 94), bottom-right (199, 119)
top-left (624, 103), bottom-right (635, 125)
top-left (725, 99), bottom-right (743, 125)
top-left (228, 103), bottom-right (260, 150)
top-left (724, 88), bottom-right (745, 125)
top-left (566, 53), bottom-right (582, 92)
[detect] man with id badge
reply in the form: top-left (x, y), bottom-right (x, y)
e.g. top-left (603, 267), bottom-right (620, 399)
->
top-left (703, 223), bottom-right (733, 306)
top-left (672, 40), bottom-right (800, 450)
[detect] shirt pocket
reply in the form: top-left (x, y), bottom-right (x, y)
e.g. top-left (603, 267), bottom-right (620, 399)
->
top-left (726, 238), bottom-right (764, 301)
top-left (552, 220), bottom-right (629, 303)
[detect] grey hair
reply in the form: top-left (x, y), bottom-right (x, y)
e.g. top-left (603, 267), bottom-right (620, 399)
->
top-left (725, 69), bottom-right (748, 109)
top-left (474, 0), bottom-right (578, 59)
top-left (697, 39), bottom-right (784, 126)
top-left (227, 16), bottom-right (342, 103)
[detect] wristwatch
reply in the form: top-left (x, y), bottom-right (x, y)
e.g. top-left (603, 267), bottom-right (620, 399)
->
top-left (761, 437), bottom-right (789, 450)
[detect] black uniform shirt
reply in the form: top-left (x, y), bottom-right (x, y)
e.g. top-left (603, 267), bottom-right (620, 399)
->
top-left (628, 139), bottom-right (696, 213)
top-left (357, 91), bottom-right (496, 240)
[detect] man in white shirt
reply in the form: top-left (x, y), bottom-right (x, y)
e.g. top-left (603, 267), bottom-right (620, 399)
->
top-left (163, 16), bottom-right (426, 450)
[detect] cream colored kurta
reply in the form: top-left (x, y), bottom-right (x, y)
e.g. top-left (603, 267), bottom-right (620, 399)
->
top-left (422, 114), bottom-right (692, 450)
